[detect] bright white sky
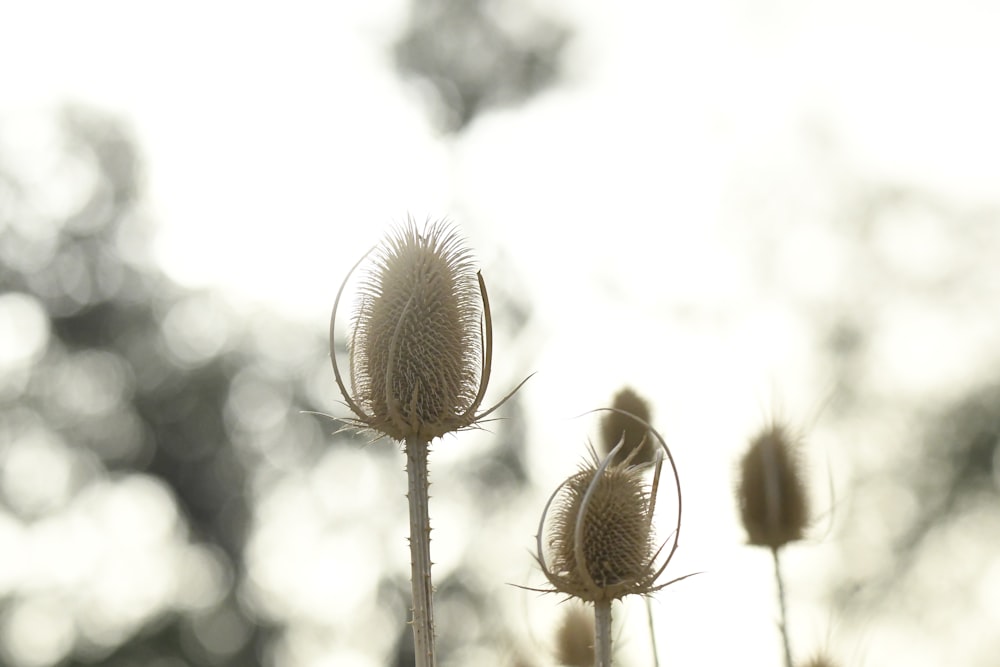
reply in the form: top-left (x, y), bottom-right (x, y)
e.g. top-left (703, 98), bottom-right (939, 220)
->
top-left (2, 1), bottom-right (1000, 666)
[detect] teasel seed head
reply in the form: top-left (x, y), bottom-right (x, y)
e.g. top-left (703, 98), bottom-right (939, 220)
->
top-left (599, 387), bottom-right (655, 466)
top-left (554, 603), bottom-right (595, 667)
top-left (330, 218), bottom-right (510, 441)
top-left (736, 421), bottom-right (810, 549)
top-left (535, 411), bottom-right (692, 604)
top-left (546, 450), bottom-right (656, 601)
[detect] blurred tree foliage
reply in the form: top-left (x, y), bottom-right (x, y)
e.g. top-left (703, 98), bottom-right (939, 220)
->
top-left (0, 105), bottom-right (288, 666)
top-left (0, 104), bottom-right (536, 667)
top-left (393, 0), bottom-right (571, 133)
top-left (797, 178), bottom-right (1000, 661)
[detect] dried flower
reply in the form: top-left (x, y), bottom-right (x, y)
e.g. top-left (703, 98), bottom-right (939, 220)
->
top-left (736, 421), bottom-right (810, 549)
top-left (328, 218), bottom-right (518, 667)
top-left (330, 218), bottom-right (504, 441)
top-left (535, 411), bottom-right (689, 604)
top-left (599, 387), bottom-right (655, 466)
top-left (531, 412), bottom-right (691, 667)
top-left (544, 449), bottom-right (657, 602)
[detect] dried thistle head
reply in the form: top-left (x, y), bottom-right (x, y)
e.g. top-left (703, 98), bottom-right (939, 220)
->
top-left (554, 603), bottom-right (594, 667)
top-left (330, 218), bottom-right (504, 441)
top-left (736, 421), bottom-right (810, 549)
top-left (535, 411), bottom-right (690, 603)
top-left (599, 387), bottom-right (655, 466)
top-left (544, 451), bottom-right (657, 601)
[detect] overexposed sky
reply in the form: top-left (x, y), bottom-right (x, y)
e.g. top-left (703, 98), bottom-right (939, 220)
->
top-left (3, 1), bottom-right (1000, 665)
top-left (3, 0), bottom-right (997, 320)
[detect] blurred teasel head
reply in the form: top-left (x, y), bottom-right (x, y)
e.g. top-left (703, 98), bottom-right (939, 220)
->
top-left (736, 421), bottom-right (810, 549)
top-left (800, 654), bottom-right (840, 667)
top-left (535, 411), bottom-right (687, 603)
top-left (554, 603), bottom-right (595, 667)
top-left (329, 218), bottom-right (498, 441)
top-left (599, 387), bottom-right (655, 466)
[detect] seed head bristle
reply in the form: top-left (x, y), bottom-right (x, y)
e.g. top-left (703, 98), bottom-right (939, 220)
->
top-left (736, 421), bottom-right (810, 549)
top-left (543, 450), bottom-right (658, 602)
top-left (599, 387), bottom-right (655, 465)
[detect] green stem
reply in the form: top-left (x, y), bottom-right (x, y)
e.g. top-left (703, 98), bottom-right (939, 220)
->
top-left (594, 600), bottom-right (612, 667)
top-left (771, 547), bottom-right (792, 667)
top-left (406, 436), bottom-right (437, 667)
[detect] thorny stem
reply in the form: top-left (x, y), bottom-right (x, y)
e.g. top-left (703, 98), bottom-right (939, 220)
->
top-left (594, 600), bottom-right (613, 667)
top-left (406, 435), bottom-right (437, 667)
top-left (771, 546), bottom-right (792, 667)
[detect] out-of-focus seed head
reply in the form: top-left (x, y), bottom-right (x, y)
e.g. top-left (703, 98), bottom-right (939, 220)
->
top-left (799, 654), bottom-right (839, 667)
top-left (736, 422), bottom-right (810, 549)
top-left (330, 218), bottom-right (493, 441)
top-left (541, 451), bottom-right (658, 602)
top-left (554, 603), bottom-right (594, 667)
top-left (599, 387), bottom-right (655, 466)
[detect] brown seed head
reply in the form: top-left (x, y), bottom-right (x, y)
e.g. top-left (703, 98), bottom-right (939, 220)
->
top-left (554, 603), bottom-right (594, 667)
top-left (542, 450), bottom-right (658, 602)
top-left (736, 422), bottom-right (810, 549)
top-left (799, 654), bottom-right (839, 667)
top-left (599, 387), bottom-right (655, 465)
top-left (331, 218), bottom-right (490, 441)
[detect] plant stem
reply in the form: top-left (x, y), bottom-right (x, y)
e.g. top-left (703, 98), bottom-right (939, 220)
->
top-left (645, 596), bottom-right (660, 667)
top-left (594, 599), bottom-right (612, 667)
top-left (771, 546), bottom-right (792, 667)
top-left (405, 435), bottom-right (437, 667)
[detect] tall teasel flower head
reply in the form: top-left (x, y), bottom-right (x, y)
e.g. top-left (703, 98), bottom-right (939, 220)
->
top-left (535, 410), bottom-right (689, 603)
top-left (736, 421), bottom-right (811, 549)
top-left (330, 218), bottom-right (505, 441)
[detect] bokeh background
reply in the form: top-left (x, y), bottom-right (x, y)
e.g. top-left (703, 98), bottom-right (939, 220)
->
top-left (2, 1), bottom-right (1000, 665)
